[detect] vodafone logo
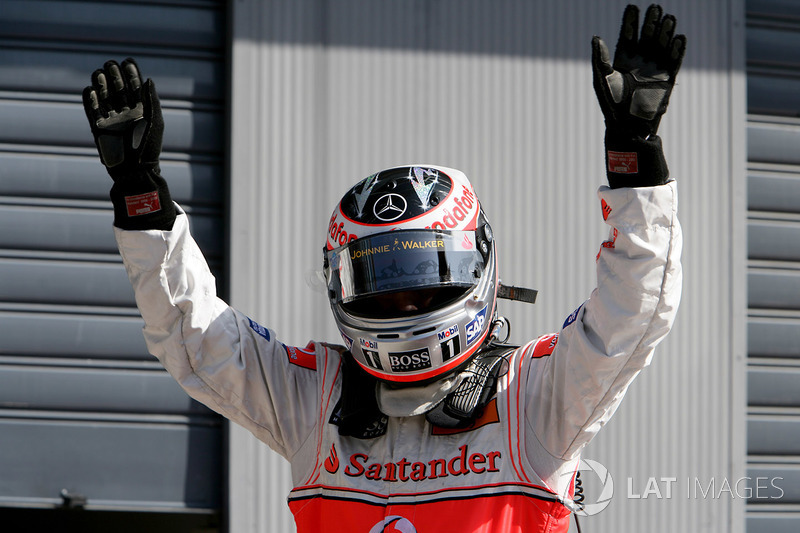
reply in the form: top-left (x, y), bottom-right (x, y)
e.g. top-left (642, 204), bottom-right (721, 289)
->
top-left (327, 172), bottom-right (480, 251)
top-left (369, 516), bottom-right (417, 533)
top-left (328, 211), bottom-right (359, 249)
top-left (426, 185), bottom-right (478, 230)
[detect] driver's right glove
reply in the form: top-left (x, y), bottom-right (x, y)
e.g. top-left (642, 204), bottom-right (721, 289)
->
top-left (592, 4), bottom-right (687, 188)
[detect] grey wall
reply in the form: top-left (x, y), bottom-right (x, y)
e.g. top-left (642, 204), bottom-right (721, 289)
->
top-left (745, 1), bottom-right (800, 531)
top-left (0, 0), bottom-right (227, 526)
top-left (227, 1), bottom-right (746, 532)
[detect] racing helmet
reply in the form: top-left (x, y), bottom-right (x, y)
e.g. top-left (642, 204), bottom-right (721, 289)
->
top-left (324, 165), bottom-right (498, 384)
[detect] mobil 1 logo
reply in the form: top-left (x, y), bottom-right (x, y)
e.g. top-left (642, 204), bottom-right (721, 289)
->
top-left (363, 349), bottom-right (383, 370)
top-left (388, 348), bottom-right (432, 373)
top-left (438, 325), bottom-right (461, 362)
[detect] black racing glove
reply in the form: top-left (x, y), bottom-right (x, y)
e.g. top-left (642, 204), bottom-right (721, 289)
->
top-left (592, 4), bottom-right (686, 188)
top-left (83, 58), bottom-right (176, 230)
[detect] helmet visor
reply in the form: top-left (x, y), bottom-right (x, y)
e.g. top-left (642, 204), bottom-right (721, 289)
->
top-left (326, 229), bottom-right (485, 306)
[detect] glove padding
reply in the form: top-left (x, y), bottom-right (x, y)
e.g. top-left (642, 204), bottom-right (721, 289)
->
top-left (592, 4), bottom-right (686, 188)
top-left (83, 58), bottom-right (176, 230)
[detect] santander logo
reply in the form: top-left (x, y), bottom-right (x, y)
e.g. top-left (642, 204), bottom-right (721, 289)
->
top-left (324, 444), bottom-right (339, 474)
top-left (343, 444), bottom-right (501, 482)
top-left (369, 516), bottom-right (417, 533)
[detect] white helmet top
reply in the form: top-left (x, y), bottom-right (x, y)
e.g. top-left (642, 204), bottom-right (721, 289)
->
top-left (324, 165), bottom-right (498, 384)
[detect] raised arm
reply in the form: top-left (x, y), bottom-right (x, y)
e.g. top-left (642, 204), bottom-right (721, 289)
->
top-left (527, 4), bottom-right (686, 462)
top-left (82, 60), bottom-right (326, 459)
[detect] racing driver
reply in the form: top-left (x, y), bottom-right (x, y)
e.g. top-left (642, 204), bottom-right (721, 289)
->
top-left (82, 4), bottom-right (685, 532)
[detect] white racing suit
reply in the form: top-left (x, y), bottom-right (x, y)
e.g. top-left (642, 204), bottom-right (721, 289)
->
top-left (115, 182), bottom-right (682, 532)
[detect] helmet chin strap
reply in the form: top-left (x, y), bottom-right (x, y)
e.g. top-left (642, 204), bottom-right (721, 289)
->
top-left (376, 372), bottom-right (468, 418)
top-left (331, 318), bottom-right (515, 438)
top-left (497, 282), bottom-right (538, 304)
top-left (424, 345), bottom-right (512, 428)
top-left (420, 315), bottom-right (515, 428)
top-left (379, 316), bottom-right (515, 429)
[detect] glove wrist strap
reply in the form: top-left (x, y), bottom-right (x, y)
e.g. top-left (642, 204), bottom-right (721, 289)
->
top-left (109, 166), bottom-right (176, 231)
top-left (604, 129), bottom-right (669, 189)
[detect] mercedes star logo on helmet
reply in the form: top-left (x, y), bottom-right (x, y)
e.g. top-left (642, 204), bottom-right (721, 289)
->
top-left (373, 193), bottom-right (407, 222)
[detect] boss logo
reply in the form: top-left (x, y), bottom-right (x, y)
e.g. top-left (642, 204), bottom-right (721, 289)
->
top-left (388, 348), bottom-right (432, 373)
top-left (465, 306), bottom-right (487, 346)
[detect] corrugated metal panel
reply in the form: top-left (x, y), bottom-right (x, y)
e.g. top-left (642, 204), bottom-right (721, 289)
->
top-left (746, 0), bottom-right (800, 530)
top-left (229, 2), bottom-right (745, 532)
top-left (0, 0), bottom-right (226, 527)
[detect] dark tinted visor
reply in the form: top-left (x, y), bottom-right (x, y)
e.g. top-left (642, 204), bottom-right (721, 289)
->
top-left (326, 229), bottom-right (485, 305)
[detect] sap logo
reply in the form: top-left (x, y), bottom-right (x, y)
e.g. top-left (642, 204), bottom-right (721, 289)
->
top-left (465, 306), bottom-right (487, 346)
top-left (437, 325), bottom-right (459, 341)
top-left (360, 338), bottom-right (378, 349)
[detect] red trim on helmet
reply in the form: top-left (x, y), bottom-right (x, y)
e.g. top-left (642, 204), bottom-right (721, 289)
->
top-left (327, 204), bottom-right (359, 251)
top-left (327, 192), bottom-right (481, 252)
top-left (462, 206), bottom-right (480, 231)
top-left (354, 279), bottom-right (499, 384)
top-left (338, 184), bottom-right (457, 228)
top-left (355, 326), bottom-right (491, 383)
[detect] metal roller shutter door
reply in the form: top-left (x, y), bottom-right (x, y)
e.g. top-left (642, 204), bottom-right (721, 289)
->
top-left (0, 0), bottom-right (226, 529)
top-left (746, 1), bottom-right (800, 531)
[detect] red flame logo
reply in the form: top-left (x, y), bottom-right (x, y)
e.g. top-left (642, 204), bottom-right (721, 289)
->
top-left (323, 444), bottom-right (339, 474)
